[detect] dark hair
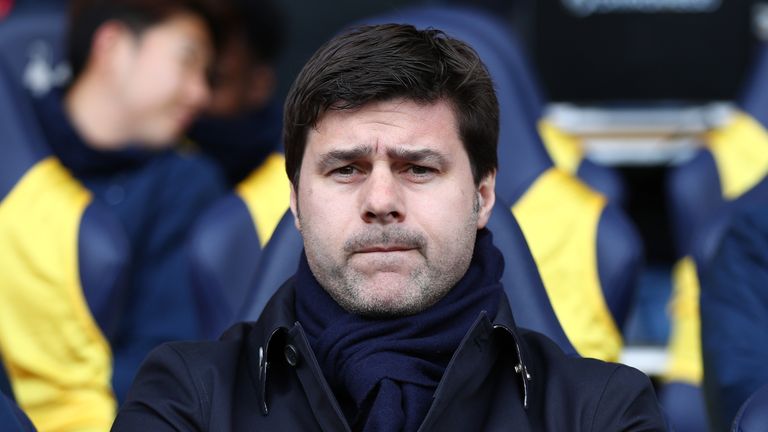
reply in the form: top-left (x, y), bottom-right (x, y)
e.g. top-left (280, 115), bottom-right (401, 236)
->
top-left (283, 23), bottom-right (499, 188)
top-left (67, 0), bottom-right (223, 80)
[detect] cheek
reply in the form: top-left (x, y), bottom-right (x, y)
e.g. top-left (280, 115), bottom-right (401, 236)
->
top-left (132, 57), bottom-right (185, 105)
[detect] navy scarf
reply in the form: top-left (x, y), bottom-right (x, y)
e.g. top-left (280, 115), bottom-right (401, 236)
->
top-left (295, 229), bottom-right (504, 432)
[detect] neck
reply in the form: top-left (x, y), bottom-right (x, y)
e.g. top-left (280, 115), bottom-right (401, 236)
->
top-left (64, 75), bottom-right (133, 150)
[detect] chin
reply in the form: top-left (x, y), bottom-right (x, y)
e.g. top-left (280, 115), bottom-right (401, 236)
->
top-left (344, 278), bottom-right (443, 318)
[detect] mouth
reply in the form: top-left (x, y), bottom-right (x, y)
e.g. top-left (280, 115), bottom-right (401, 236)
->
top-left (355, 245), bottom-right (417, 254)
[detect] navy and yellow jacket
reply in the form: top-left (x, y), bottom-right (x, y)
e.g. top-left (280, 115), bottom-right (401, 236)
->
top-left (34, 91), bottom-right (228, 401)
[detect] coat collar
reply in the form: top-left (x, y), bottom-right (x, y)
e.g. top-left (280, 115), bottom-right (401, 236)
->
top-left (238, 280), bottom-right (535, 415)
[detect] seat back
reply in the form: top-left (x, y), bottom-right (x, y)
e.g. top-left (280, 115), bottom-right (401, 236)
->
top-left (189, 195), bottom-right (263, 339)
top-left (662, 42), bottom-right (768, 432)
top-left (189, 153), bottom-right (290, 339)
top-left (0, 4), bottom-right (69, 100)
top-left (0, 360), bottom-right (12, 402)
top-left (0, 393), bottom-right (36, 432)
top-left (732, 383), bottom-right (768, 432)
top-left (236, 210), bottom-right (303, 322)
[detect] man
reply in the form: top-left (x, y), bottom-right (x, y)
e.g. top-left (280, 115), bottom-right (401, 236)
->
top-left (187, 0), bottom-right (285, 185)
top-left (34, 0), bottom-right (227, 401)
top-left (112, 24), bottom-right (667, 431)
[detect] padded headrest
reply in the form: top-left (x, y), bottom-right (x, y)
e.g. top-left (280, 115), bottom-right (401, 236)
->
top-left (0, 59), bottom-right (51, 201)
top-left (0, 5), bottom-right (69, 98)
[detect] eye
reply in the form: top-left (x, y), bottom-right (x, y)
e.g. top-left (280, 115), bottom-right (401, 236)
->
top-left (404, 165), bottom-right (438, 182)
top-left (334, 166), bottom-right (357, 176)
top-left (409, 165), bottom-right (431, 175)
top-left (329, 165), bottom-right (363, 183)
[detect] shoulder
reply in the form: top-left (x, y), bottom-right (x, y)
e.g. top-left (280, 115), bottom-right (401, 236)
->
top-left (520, 330), bottom-right (667, 431)
top-left (150, 150), bottom-right (226, 191)
top-left (114, 325), bottom-right (256, 431)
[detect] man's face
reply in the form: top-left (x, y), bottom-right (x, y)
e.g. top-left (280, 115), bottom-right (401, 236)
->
top-left (291, 98), bottom-right (495, 317)
top-left (114, 11), bottom-right (212, 147)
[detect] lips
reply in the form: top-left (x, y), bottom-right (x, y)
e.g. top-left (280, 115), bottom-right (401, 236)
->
top-left (356, 245), bottom-right (416, 253)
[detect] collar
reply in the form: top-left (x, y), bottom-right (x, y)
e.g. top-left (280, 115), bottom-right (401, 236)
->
top-left (34, 89), bottom-right (157, 176)
top-left (491, 292), bottom-right (534, 409)
top-left (242, 279), bottom-right (535, 415)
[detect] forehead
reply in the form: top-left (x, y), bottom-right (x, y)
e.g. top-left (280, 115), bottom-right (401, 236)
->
top-left (140, 11), bottom-right (213, 58)
top-left (306, 98), bottom-right (464, 157)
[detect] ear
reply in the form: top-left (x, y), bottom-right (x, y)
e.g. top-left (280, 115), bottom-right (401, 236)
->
top-left (289, 183), bottom-right (301, 231)
top-left (476, 170), bottom-right (496, 229)
top-left (90, 21), bottom-right (133, 71)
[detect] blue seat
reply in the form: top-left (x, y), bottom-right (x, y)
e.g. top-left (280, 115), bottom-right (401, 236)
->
top-left (356, 6), bottom-right (640, 361)
top-left (188, 152), bottom-right (290, 339)
top-left (0, 4), bottom-right (69, 101)
top-left (0, 393), bottom-right (35, 432)
top-left (662, 41), bottom-right (768, 432)
top-left (189, 195), bottom-right (263, 339)
top-left (238, 199), bottom-right (577, 355)
top-left (732, 383), bottom-right (768, 432)
top-left (0, 361), bottom-right (12, 402)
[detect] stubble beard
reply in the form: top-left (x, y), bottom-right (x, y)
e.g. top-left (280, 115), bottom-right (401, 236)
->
top-left (299, 197), bottom-right (480, 318)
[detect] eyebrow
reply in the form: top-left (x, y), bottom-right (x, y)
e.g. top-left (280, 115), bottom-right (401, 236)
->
top-left (317, 145), bottom-right (450, 171)
top-left (386, 147), bottom-right (449, 167)
top-left (318, 145), bottom-right (373, 171)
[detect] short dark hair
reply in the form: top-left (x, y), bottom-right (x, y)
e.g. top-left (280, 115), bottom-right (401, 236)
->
top-left (67, 0), bottom-right (223, 81)
top-left (283, 23), bottom-right (499, 188)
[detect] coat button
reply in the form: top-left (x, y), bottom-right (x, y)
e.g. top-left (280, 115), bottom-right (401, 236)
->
top-left (284, 344), bottom-right (299, 366)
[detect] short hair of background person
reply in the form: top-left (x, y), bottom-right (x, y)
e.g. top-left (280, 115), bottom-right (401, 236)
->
top-left (63, 0), bottom-right (222, 148)
top-left (283, 23), bottom-right (499, 189)
top-left (67, 0), bottom-right (222, 82)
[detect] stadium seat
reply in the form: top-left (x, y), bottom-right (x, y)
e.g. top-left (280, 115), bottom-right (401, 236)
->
top-left (189, 153), bottom-right (291, 339)
top-left (0, 393), bottom-right (35, 432)
top-left (663, 41), bottom-right (768, 432)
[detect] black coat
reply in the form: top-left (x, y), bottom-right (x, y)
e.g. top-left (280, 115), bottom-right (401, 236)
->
top-left (112, 280), bottom-right (667, 431)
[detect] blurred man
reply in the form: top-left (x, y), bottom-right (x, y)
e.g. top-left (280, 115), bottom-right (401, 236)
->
top-left (112, 24), bottom-right (667, 431)
top-left (34, 0), bottom-right (227, 402)
top-left (187, 0), bottom-right (284, 185)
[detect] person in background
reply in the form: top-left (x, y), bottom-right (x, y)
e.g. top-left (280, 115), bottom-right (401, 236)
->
top-left (187, 0), bottom-right (284, 185)
top-left (112, 23), bottom-right (666, 431)
top-left (33, 0), bottom-right (227, 401)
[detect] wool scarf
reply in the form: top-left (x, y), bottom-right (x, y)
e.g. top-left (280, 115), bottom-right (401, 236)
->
top-left (295, 229), bottom-right (504, 432)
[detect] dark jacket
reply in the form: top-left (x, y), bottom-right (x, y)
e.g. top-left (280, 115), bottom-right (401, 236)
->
top-left (113, 279), bottom-right (667, 431)
top-left (701, 199), bottom-right (768, 430)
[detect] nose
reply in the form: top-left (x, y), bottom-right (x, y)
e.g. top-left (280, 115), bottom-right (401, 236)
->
top-left (360, 166), bottom-right (405, 224)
